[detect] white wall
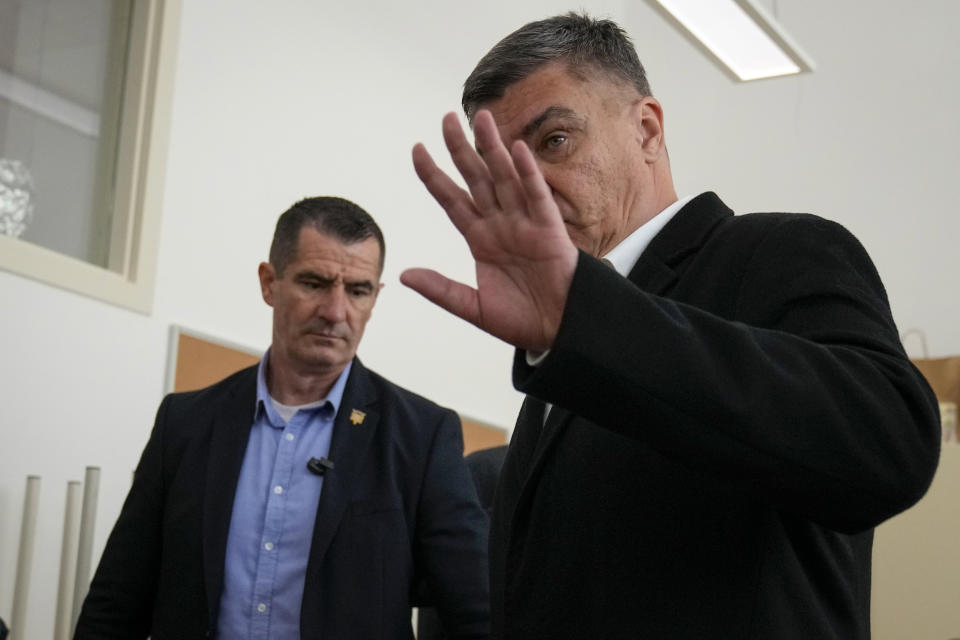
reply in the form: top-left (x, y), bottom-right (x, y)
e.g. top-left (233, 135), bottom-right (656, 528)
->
top-left (1, 1), bottom-right (957, 637)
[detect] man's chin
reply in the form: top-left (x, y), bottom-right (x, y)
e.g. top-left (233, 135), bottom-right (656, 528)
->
top-left (295, 346), bottom-right (352, 370)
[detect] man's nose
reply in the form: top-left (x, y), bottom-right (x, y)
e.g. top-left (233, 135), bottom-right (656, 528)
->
top-left (319, 285), bottom-right (348, 323)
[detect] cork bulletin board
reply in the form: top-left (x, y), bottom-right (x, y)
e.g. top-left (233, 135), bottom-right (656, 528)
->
top-left (871, 422), bottom-right (960, 638)
top-left (165, 326), bottom-right (262, 393)
top-left (164, 325), bottom-right (507, 454)
top-left (460, 418), bottom-right (507, 455)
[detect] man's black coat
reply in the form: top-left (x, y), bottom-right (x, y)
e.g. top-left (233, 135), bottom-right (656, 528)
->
top-left (491, 193), bottom-right (940, 639)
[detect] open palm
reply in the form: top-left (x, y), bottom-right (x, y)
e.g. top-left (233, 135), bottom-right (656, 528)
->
top-left (401, 110), bottom-right (578, 352)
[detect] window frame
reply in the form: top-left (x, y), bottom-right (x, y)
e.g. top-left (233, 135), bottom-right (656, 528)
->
top-left (0, 0), bottom-right (181, 314)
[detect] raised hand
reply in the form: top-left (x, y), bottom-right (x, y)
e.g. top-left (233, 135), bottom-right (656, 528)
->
top-left (401, 110), bottom-right (578, 353)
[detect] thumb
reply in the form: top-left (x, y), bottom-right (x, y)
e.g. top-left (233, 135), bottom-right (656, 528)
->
top-left (400, 268), bottom-right (482, 329)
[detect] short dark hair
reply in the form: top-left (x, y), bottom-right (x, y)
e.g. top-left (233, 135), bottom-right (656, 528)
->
top-left (462, 12), bottom-right (651, 121)
top-left (269, 196), bottom-right (385, 276)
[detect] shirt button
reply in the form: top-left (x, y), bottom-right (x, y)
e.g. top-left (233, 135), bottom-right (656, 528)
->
top-left (264, 541), bottom-right (274, 551)
top-left (257, 603), bottom-right (267, 613)
top-left (285, 433), bottom-right (295, 441)
top-left (274, 485), bottom-right (283, 494)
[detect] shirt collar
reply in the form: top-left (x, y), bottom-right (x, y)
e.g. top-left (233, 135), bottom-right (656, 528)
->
top-left (601, 195), bottom-right (695, 277)
top-left (254, 349), bottom-right (353, 426)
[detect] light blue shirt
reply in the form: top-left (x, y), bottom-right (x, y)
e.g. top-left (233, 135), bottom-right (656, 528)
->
top-left (216, 353), bottom-right (351, 640)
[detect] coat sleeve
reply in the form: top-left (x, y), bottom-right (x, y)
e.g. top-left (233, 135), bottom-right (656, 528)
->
top-left (73, 396), bottom-right (170, 639)
top-left (413, 409), bottom-right (491, 639)
top-left (514, 215), bottom-right (941, 534)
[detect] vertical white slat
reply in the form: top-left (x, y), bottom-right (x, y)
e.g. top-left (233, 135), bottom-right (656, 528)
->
top-left (10, 475), bottom-right (41, 640)
top-left (54, 481), bottom-right (83, 640)
top-left (71, 466), bottom-right (100, 629)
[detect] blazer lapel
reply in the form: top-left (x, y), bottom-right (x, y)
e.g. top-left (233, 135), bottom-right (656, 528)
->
top-left (502, 396), bottom-right (545, 489)
top-left (628, 191), bottom-right (732, 294)
top-left (303, 359), bottom-right (379, 575)
top-left (203, 366), bottom-right (258, 627)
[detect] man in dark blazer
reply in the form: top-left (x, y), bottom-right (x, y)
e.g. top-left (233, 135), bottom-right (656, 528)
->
top-left (401, 13), bottom-right (941, 640)
top-left (75, 197), bottom-right (490, 640)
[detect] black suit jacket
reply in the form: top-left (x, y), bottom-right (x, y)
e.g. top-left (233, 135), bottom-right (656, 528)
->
top-left (418, 445), bottom-right (508, 640)
top-left (491, 193), bottom-right (940, 639)
top-left (75, 358), bottom-right (490, 640)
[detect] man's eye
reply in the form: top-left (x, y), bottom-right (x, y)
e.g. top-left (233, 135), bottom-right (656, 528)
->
top-left (544, 134), bottom-right (567, 149)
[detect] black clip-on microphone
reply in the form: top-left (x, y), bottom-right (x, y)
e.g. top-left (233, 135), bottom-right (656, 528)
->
top-left (307, 457), bottom-right (335, 476)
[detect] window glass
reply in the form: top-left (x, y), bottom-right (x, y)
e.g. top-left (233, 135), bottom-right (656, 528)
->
top-left (0, 0), bottom-right (130, 269)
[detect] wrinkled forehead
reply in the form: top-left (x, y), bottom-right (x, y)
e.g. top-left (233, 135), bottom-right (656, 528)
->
top-left (471, 62), bottom-right (574, 118)
top-left (471, 59), bottom-right (634, 118)
top-left (477, 63), bottom-right (634, 140)
top-left (475, 64), bottom-right (576, 120)
top-left (292, 228), bottom-right (383, 279)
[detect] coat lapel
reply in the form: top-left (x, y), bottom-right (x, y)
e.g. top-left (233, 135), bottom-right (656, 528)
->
top-left (203, 366), bottom-right (258, 628)
top-left (303, 359), bottom-right (379, 577)
top-left (513, 402), bottom-right (570, 513)
top-left (627, 191), bottom-right (732, 294)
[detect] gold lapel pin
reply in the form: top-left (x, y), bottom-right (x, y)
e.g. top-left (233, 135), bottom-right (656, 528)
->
top-left (349, 409), bottom-right (366, 426)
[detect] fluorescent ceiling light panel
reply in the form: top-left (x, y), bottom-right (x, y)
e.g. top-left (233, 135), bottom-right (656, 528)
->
top-left (650, 0), bottom-right (815, 81)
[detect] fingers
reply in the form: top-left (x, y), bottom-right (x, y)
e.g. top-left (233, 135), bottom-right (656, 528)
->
top-left (399, 268), bottom-right (481, 329)
top-left (472, 110), bottom-right (528, 216)
top-left (441, 110), bottom-right (531, 217)
top-left (412, 142), bottom-right (477, 235)
top-left (511, 139), bottom-right (559, 226)
top-left (415, 109), bottom-right (555, 230)
top-left (441, 113), bottom-right (500, 213)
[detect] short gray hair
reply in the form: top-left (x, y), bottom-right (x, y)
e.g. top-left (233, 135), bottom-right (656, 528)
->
top-left (462, 12), bottom-right (651, 121)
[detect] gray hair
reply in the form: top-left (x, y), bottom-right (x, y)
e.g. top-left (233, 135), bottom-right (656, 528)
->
top-left (462, 12), bottom-right (652, 121)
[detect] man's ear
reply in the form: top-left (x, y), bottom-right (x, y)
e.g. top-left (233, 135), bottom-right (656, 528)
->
top-left (258, 262), bottom-right (276, 306)
top-left (630, 96), bottom-right (666, 161)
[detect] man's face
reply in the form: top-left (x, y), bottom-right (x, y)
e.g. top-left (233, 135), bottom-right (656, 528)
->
top-left (480, 62), bottom-right (663, 257)
top-left (259, 227), bottom-right (383, 376)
